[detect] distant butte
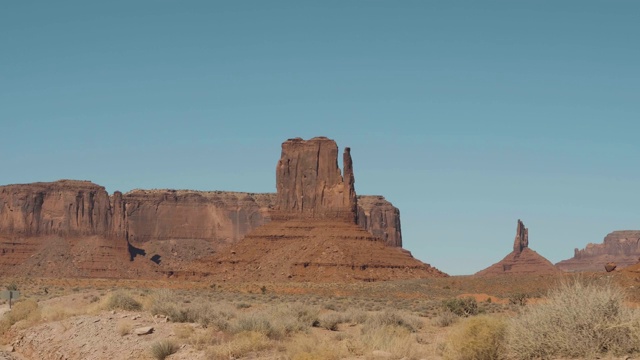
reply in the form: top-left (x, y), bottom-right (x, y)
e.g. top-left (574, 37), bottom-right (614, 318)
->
top-left (185, 137), bottom-right (447, 281)
top-left (556, 230), bottom-right (640, 272)
top-left (0, 136), bottom-right (444, 281)
top-left (475, 219), bottom-right (560, 276)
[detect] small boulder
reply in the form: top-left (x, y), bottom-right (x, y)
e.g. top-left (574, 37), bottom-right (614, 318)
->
top-left (134, 326), bottom-right (154, 335)
top-left (605, 262), bottom-right (617, 272)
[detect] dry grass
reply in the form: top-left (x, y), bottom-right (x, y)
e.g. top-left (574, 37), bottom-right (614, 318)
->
top-left (442, 315), bottom-right (507, 360)
top-left (285, 334), bottom-right (347, 360)
top-left (149, 339), bottom-right (178, 360)
top-left (0, 299), bottom-right (41, 334)
top-left (207, 331), bottom-right (272, 359)
top-left (103, 291), bottom-right (142, 311)
top-left (116, 320), bottom-right (133, 336)
top-left (507, 278), bottom-right (640, 359)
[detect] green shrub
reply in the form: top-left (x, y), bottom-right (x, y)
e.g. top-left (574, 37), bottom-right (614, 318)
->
top-left (443, 315), bottom-right (506, 360)
top-left (442, 297), bottom-right (479, 317)
top-left (149, 339), bottom-right (178, 360)
top-left (507, 279), bottom-right (640, 359)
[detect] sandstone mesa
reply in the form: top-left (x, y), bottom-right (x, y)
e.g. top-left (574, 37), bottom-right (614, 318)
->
top-left (0, 137), bottom-right (445, 281)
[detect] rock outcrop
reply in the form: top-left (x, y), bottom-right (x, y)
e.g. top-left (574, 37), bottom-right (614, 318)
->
top-left (186, 137), bottom-right (446, 281)
top-left (556, 231), bottom-right (640, 272)
top-left (476, 219), bottom-right (560, 276)
top-left (357, 195), bottom-right (402, 247)
top-left (0, 137), bottom-right (417, 280)
top-left (0, 180), bottom-right (114, 237)
top-left (275, 137), bottom-right (357, 222)
top-left (0, 180), bottom-right (132, 277)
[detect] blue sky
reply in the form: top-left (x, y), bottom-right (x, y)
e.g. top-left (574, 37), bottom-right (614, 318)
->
top-left (1, 1), bottom-right (639, 275)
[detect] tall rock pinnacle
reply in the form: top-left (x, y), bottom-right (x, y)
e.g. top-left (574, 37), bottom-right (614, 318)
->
top-left (275, 137), bottom-right (358, 222)
top-left (513, 219), bottom-right (529, 254)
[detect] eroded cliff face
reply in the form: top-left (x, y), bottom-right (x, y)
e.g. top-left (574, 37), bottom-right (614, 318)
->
top-left (556, 231), bottom-right (640, 272)
top-left (0, 180), bottom-right (132, 277)
top-left (123, 190), bottom-right (273, 247)
top-left (0, 137), bottom-right (411, 280)
top-left (275, 137), bottom-right (357, 221)
top-left (0, 180), bottom-right (113, 237)
top-left (357, 195), bottom-right (402, 247)
top-left (186, 137), bottom-right (446, 282)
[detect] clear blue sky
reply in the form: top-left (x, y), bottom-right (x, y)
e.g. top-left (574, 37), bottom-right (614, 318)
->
top-left (1, 1), bottom-right (639, 275)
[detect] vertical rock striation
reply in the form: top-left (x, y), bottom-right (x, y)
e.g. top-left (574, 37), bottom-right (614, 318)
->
top-left (188, 137), bottom-right (446, 282)
top-left (476, 219), bottom-right (559, 276)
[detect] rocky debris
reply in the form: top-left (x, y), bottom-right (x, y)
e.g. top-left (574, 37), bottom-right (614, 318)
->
top-left (556, 231), bottom-right (640, 272)
top-left (605, 262), bottom-right (617, 272)
top-left (476, 220), bottom-right (560, 276)
top-left (188, 137), bottom-right (446, 281)
top-left (133, 326), bottom-right (154, 335)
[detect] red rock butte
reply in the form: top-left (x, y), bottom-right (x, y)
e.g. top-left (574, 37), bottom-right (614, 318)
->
top-left (475, 219), bottom-right (560, 276)
top-left (556, 230), bottom-right (640, 272)
top-left (185, 137), bottom-right (446, 281)
top-left (0, 137), bottom-right (446, 281)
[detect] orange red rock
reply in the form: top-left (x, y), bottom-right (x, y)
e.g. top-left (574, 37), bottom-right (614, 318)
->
top-left (476, 219), bottom-right (560, 276)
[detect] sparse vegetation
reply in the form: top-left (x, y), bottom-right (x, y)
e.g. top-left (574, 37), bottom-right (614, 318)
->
top-left (117, 320), bottom-right (133, 336)
top-left (507, 279), bottom-right (640, 359)
top-left (0, 299), bottom-right (40, 334)
top-left (149, 339), bottom-right (178, 360)
top-left (442, 297), bottom-right (480, 317)
top-left (104, 291), bottom-right (142, 311)
top-left (443, 315), bottom-right (507, 360)
top-left (433, 310), bottom-right (458, 327)
top-left (508, 292), bottom-right (528, 306)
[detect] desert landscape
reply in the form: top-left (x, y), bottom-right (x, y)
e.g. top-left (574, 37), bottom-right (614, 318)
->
top-left (1, 137), bottom-right (640, 360)
top-left (3, 2), bottom-right (639, 359)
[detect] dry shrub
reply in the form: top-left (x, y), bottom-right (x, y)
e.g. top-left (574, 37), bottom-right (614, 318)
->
top-left (442, 297), bottom-right (479, 317)
top-left (318, 313), bottom-right (344, 331)
top-left (286, 334), bottom-right (347, 360)
top-left (443, 315), bottom-right (506, 360)
top-left (362, 310), bottom-right (422, 334)
top-left (149, 339), bottom-right (178, 360)
top-left (104, 291), bottom-right (142, 311)
top-left (0, 299), bottom-right (41, 333)
top-left (433, 310), bottom-right (458, 327)
top-left (117, 320), bottom-right (133, 336)
top-left (40, 306), bottom-right (72, 322)
top-left (232, 303), bottom-right (318, 339)
top-left (173, 323), bottom-right (195, 339)
top-left (207, 331), bottom-right (271, 359)
top-left (361, 325), bottom-right (424, 358)
top-left (342, 308), bottom-right (368, 324)
top-left (147, 290), bottom-right (234, 330)
top-left (507, 279), bottom-right (640, 359)
top-left (189, 328), bottom-right (225, 350)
